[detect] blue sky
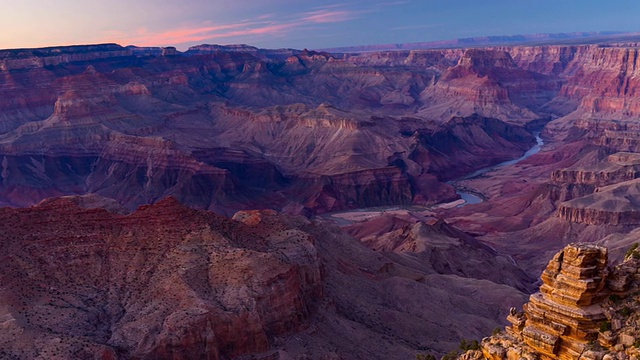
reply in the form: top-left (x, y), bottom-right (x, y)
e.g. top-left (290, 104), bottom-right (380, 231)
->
top-left (1, 0), bottom-right (639, 50)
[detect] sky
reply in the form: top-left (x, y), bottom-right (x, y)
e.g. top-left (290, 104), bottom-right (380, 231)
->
top-left (1, 0), bottom-right (639, 51)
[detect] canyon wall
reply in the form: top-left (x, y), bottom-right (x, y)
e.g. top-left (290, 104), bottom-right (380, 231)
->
top-left (1, 42), bottom-right (640, 213)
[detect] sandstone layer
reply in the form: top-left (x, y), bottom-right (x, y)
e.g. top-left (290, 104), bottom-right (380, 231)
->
top-left (520, 244), bottom-right (608, 359)
top-left (460, 243), bottom-right (640, 360)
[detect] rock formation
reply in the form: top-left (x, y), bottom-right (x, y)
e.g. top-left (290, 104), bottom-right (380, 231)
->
top-left (551, 153), bottom-right (640, 188)
top-left (465, 243), bottom-right (640, 360)
top-left (343, 212), bottom-right (534, 292)
top-left (3, 41), bottom-right (640, 214)
top-left (0, 43), bottom-right (549, 214)
top-left (557, 178), bottom-right (640, 225)
top-left (0, 197), bottom-right (324, 359)
top-left (520, 244), bottom-right (608, 359)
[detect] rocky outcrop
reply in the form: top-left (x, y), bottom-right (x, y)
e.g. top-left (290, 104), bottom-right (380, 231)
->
top-left (0, 195), bottom-right (532, 359)
top-left (541, 149), bottom-right (640, 213)
top-left (520, 244), bottom-right (608, 358)
top-left (462, 243), bottom-right (640, 360)
top-left (551, 158), bottom-right (640, 188)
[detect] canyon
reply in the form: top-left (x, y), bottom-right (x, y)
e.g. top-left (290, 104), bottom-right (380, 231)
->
top-left (3, 38), bottom-right (640, 359)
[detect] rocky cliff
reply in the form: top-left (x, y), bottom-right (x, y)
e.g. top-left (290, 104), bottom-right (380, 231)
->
top-left (0, 197), bottom-right (323, 359)
top-left (460, 243), bottom-right (640, 360)
top-left (0, 43), bottom-right (555, 213)
top-left (557, 178), bottom-right (640, 225)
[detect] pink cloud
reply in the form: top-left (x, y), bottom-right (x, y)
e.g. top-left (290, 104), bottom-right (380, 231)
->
top-left (302, 10), bottom-right (355, 23)
top-left (102, 8), bottom-right (360, 48)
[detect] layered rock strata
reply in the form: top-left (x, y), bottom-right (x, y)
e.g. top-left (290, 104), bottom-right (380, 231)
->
top-left (467, 243), bottom-right (640, 360)
top-left (0, 197), bottom-right (323, 359)
top-left (520, 244), bottom-right (608, 359)
top-left (0, 196), bottom-right (531, 359)
top-left (551, 153), bottom-right (640, 188)
top-left (548, 149), bottom-right (640, 225)
top-left (6, 42), bottom-right (640, 214)
top-left (557, 178), bottom-right (640, 225)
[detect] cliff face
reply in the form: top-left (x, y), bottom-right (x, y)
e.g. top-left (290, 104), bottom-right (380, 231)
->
top-left (417, 48), bottom-right (557, 122)
top-left (0, 44), bottom-right (133, 71)
top-left (568, 47), bottom-right (640, 119)
top-left (0, 196), bottom-right (534, 359)
top-left (556, 178), bottom-right (640, 225)
top-left (521, 244), bottom-right (608, 358)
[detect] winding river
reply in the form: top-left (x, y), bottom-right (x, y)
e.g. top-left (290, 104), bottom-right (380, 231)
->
top-left (320, 132), bottom-right (544, 224)
top-left (451, 132), bottom-right (544, 206)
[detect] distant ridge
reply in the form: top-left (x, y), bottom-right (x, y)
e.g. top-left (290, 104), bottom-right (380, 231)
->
top-left (317, 31), bottom-right (640, 53)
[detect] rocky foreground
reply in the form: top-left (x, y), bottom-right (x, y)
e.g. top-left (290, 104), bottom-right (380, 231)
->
top-left (0, 197), bottom-right (528, 359)
top-left (458, 243), bottom-right (640, 360)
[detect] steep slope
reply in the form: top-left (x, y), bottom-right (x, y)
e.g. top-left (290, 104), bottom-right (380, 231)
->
top-left (418, 49), bottom-right (559, 122)
top-left (0, 198), bottom-right (323, 359)
top-left (5, 42), bottom-right (640, 216)
top-left (0, 197), bottom-right (530, 359)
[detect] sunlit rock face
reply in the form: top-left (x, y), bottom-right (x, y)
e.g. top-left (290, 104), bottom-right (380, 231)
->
top-left (521, 244), bottom-right (608, 359)
top-left (464, 242), bottom-right (640, 360)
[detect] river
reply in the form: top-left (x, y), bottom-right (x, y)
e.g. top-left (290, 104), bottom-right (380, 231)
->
top-left (451, 132), bottom-right (544, 206)
top-left (320, 132), bottom-right (544, 223)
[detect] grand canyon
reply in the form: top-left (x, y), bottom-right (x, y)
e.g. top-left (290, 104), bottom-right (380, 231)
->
top-left (3, 33), bottom-right (640, 359)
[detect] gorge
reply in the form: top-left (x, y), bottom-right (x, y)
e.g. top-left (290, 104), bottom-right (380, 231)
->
top-left (3, 37), bottom-right (640, 359)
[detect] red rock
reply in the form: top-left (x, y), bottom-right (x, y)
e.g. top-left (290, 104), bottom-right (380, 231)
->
top-left (0, 197), bottom-right (323, 359)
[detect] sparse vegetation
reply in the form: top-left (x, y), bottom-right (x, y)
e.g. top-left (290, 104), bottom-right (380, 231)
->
top-left (609, 294), bottom-right (621, 303)
top-left (441, 350), bottom-right (459, 360)
top-left (416, 354), bottom-right (436, 360)
top-left (625, 243), bottom-right (640, 259)
top-left (618, 306), bottom-right (632, 317)
top-left (459, 339), bottom-right (480, 351)
top-left (599, 321), bottom-right (611, 333)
